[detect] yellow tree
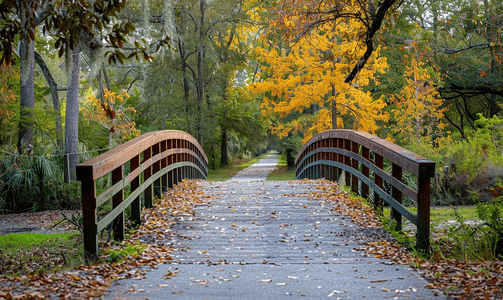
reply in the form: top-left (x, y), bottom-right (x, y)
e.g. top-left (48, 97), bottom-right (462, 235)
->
top-left (81, 89), bottom-right (140, 148)
top-left (249, 18), bottom-right (389, 144)
top-left (389, 51), bottom-right (449, 146)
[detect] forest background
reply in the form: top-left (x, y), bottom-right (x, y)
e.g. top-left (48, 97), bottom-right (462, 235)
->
top-left (0, 0), bottom-right (502, 215)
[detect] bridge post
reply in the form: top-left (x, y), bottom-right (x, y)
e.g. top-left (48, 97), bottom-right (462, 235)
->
top-left (391, 163), bottom-right (403, 231)
top-left (143, 147), bottom-right (153, 208)
top-left (80, 176), bottom-right (98, 262)
top-left (112, 165), bottom-right (125, 241)
top-left (337, 138), bottom-right (343, 181)
top-left (168, 154), bottom-right (174, 189)
top-left (161, 141), bottom-right (168, 193)
top-left (153, 143), bottom-right (161, 199)
top-left (416, 176), bottom-right (431, 251)
top-left (351, 142), bottom-right (359, 193)
top-left (373, 154), bottom-right (384, 212)
top-left (344, 139), bottom-right (351, 186)
top-left (361, 146), bottom-right (370, 199)
top-left (130, 155), bottom-right (141, 225)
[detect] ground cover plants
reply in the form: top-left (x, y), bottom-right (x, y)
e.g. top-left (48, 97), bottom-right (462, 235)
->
top-left (309, 179), bottom-right (503, 299)
top-left (0, 180), bottom-right (209, 298)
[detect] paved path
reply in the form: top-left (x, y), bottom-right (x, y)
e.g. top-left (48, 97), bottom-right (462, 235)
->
top-left (230, 152), bottom-right (280, 181)
top-left (105, 154), bottom-right (443, 299)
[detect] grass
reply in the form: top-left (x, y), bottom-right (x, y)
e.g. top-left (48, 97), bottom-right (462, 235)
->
top-left (383, 205), bottom-right (478, 225)
top-left (0, 232), bottom-right (85, 274)
top-left (377, 203), bottom-right (500, 261)
top-left (206, 152), bottom-right (271, 181)
top-left (267, 153), bottom-right (296, 181)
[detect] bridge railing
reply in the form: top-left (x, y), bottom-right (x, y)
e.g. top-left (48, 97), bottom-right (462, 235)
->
top-left (77, 130), bottom-right (208, 260)
top-left (295, 130), bottom-right (435, 250)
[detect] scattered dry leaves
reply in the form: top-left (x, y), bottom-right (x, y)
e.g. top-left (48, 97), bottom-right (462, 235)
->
top-left (306, 179), bottom-right (503, 299)
top-left (0, 180), bottom-right (208, 299)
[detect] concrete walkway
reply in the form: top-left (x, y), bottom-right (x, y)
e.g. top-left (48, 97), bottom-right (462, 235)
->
top-left (105, 154), bottom-right (443, 299)
top-left (230, 152), bottom-right (279, 181)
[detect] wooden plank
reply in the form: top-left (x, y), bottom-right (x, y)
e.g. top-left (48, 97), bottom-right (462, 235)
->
top-left (112, 165), bottom-right (124, 241)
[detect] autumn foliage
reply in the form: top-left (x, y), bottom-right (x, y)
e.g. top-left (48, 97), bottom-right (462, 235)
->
top-left (250, 15), bottom-right (389, 143)
top-left (81, 89), bottom-right (140, 146)
top-left (389, 52), bottom-right (449, 146)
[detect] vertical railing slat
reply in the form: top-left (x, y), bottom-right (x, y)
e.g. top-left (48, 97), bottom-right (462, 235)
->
top-left (351, 141), bottom-right (359, 194)
top-left (143, 147), bottom-right (153, 208)
top-left (112, 165), bottom-right (124, 241)
top-left (344, 139), bottom-right (351, 187)
top-left (361, 146), bottom-right (370, 199)
top-left (81, 178), bottom-right (98, 262)
top-left (391, 163), bottom-right (403, 231)
top-left (417, 177), bottom-right (431, 251)
top-left (374, 154), bottom-right (384, 213)
top-left (130, 155), bottom-right (141, 225)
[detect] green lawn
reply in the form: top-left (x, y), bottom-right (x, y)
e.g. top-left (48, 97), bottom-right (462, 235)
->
top-left (0, 232), bottom-right (84, 274)
top-left (267, 153), bottom-right (296, 181)
top-left (206, 152), bottom-right (270, 181)
top-left (383, 205), bottom-right (478, 225)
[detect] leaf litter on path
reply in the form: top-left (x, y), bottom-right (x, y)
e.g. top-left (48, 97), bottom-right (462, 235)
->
top-left (307, 179), bottom-right (503, 299)
top-left (0, 179), bottom-right (209, 299)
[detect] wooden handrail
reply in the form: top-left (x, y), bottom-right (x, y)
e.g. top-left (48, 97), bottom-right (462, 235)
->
top-left (295, 130), bottom-right (434, 251)
top-left (77, 130), bottom-right (208, 261)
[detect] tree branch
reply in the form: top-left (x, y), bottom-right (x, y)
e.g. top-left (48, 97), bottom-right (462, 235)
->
top-left (345, 0), bottom-right (397, 83)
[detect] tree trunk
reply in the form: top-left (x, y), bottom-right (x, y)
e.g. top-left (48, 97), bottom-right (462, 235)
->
top-left (17, 0), bottom-right (35, 154)
top-left (331, 84), bottom-right (337, 129)
top-left (220, 128), bottom-right (228, 166)
top-left (64, 47), bottom-right (81, 183)
top-left (196, 0), bottom-right (205, 144)
top-left (34, 51), bottom-right (64, 150)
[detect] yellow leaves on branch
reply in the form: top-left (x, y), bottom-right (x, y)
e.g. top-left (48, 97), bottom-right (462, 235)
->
top-left (81, 89), bottom-right (140, 143)
top-left (249, 16), bottom-right (388, 143)
top-left (389, 55), bottom-right (449, 146)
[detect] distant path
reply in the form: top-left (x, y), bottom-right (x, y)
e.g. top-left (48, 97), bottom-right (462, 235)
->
top-left (105, 156), bottom-right (444, 299)
top-left (229, 152), bottom-right (279, 181)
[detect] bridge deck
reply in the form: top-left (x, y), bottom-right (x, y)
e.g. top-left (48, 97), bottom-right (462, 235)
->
top-left (105, 154), bottom-right (443, 299)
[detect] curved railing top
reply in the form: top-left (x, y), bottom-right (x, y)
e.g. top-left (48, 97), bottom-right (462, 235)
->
top-left (295, 130), bottom-right (434, 178)
top-left (78, 130), bottom-right (208, 181)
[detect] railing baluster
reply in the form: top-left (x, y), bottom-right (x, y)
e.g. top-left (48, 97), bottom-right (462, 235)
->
top-left (344, 139), bottom-right (351, 186)
top-left (112, 165), bottom-right (124, 241)
top-left (130, 155), bottom-right (141, 225)
top-left (391, 163), bottom-right (403, 231)
top-left (337, 138), bottom-right (343, 181)
top-left (161, 141), bottom-right (168, 193)
top-left (153, 142), bottom-right (161, 199)
top-left (351, 141), bottom-right (359, 194)
top-left (143, 147), bottom-right (153, 208)
top-left (374, 154), bottom-right (384, 212)
top-left (81, 177), bottom-right (97, 262)
top-left (361, 146), bottom-right (370, 199)
top-left (417, 176), bottom-right (431, 251)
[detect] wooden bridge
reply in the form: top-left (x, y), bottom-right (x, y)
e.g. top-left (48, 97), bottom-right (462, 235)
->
top-left (77, 129), bottom-right (440, 298)
top-left (77, 129), bottom-right (434, 260)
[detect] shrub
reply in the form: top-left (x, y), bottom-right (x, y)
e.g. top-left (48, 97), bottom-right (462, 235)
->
top-left (0, 151), bottom-right (81, 214)
top-left (404, 114), bottom-right (503, 205)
